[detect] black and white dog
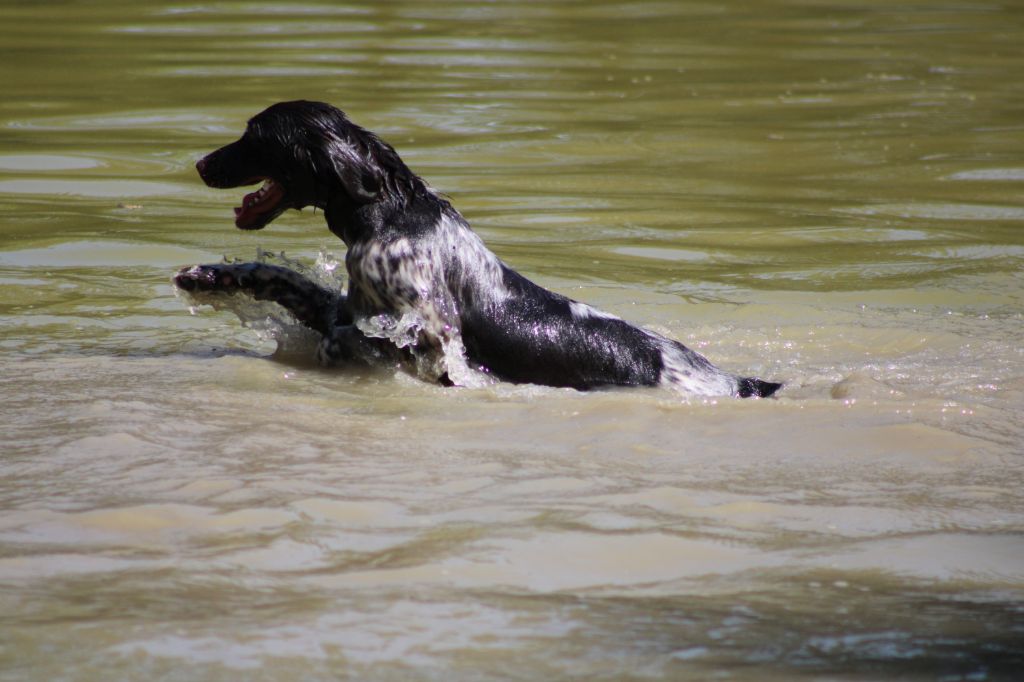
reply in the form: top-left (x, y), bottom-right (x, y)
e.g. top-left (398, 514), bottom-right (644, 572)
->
top-left (175, 100), bottom-right (780, 398)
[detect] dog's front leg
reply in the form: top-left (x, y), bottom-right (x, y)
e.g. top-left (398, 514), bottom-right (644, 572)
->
top-left (175, 262), bottom-right (348, 335)
top-left (316, 325), bottom-right (402, 367)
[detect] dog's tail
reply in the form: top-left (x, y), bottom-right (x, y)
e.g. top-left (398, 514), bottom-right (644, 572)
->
top-left (737, 377), bottom-right (782, 399)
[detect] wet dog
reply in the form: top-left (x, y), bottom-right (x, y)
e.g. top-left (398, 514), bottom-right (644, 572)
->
top-left (176, 100), bottom-right (780, 397)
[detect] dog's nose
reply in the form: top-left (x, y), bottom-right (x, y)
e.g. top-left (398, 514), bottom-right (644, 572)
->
top-left (195, 157), bottom-right (207, 174)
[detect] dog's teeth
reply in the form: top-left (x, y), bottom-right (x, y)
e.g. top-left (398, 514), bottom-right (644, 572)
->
top-left (252, 179), bottom-right (273, 202)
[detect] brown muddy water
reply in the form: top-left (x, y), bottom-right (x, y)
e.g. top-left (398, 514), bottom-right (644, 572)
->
top-left (1, 1), bottom-right (1023, 680)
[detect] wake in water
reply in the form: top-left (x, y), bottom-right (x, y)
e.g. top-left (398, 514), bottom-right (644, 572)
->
top-left (174, 249), bottom-right (496, 388)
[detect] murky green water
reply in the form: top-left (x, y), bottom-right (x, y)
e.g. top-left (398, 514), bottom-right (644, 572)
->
top-left (2, 1), bottom-right (1023, 680)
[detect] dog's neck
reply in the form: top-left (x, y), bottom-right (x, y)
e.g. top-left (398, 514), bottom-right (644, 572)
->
top-left (325, 192), bottom-right (449, 247)
top-left (325, 198), bottom-right (401, 246)
top-left (324, 198), bottom-right (364, 245)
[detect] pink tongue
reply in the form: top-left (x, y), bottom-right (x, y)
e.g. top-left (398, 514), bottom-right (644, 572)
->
top-left (234, 194), bottom-right (261, 228)
top-left (233, 183), bottom-right (284, 229)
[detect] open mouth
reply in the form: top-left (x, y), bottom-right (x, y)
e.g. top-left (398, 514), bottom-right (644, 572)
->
top-left (234, 178), bottom-right (287, 230)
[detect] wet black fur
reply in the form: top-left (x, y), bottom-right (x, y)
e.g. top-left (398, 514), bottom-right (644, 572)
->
top-left (180, 100), bottom-right (780, 398)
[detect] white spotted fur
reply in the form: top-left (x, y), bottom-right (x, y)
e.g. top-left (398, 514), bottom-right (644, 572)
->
top-left (653, 335), bottom-right (737, 396)
top-left (569, 301), bottom-right (620, 321)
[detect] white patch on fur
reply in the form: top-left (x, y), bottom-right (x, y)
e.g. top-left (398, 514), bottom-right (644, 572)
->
top-left (569, 301), bottom-right (620, 321)
top-left (344, 212), bottom-right (510, 387)
top-left (436, 211), bottom-right (509, 306)
top-left (652, 335), bottom-right (738, 397)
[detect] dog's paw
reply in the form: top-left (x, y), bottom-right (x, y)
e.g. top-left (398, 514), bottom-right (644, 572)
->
top-left (174, 264), bottom-right (248, 293)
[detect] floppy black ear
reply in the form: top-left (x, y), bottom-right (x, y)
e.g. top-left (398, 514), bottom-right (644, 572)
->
top-left (314, 136), bottom-right (382, 205)
top-left (334, 156), bottom-right (382, 203)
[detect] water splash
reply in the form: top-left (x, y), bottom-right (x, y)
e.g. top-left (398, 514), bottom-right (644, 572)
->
top-left (356, 310), bottom-right (495, 388)
top-left (356, 311), bottom-right (424, 351)
top-left (174, 250), bottom-right (344, 357)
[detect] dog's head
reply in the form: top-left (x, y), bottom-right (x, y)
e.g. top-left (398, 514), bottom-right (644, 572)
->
top-left (196, 100), bottom-right (400, 230)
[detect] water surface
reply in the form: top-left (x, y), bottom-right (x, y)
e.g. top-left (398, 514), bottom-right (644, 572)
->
top-left (1, 1), bottom-right (1023, 680)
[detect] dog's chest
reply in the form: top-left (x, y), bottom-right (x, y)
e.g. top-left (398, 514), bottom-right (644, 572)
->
top-left (346, 238), bottom-right (436, 312)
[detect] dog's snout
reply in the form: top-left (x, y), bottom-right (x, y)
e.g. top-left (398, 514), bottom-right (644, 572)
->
top-left (194, 152), bottom-right (226, 188)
